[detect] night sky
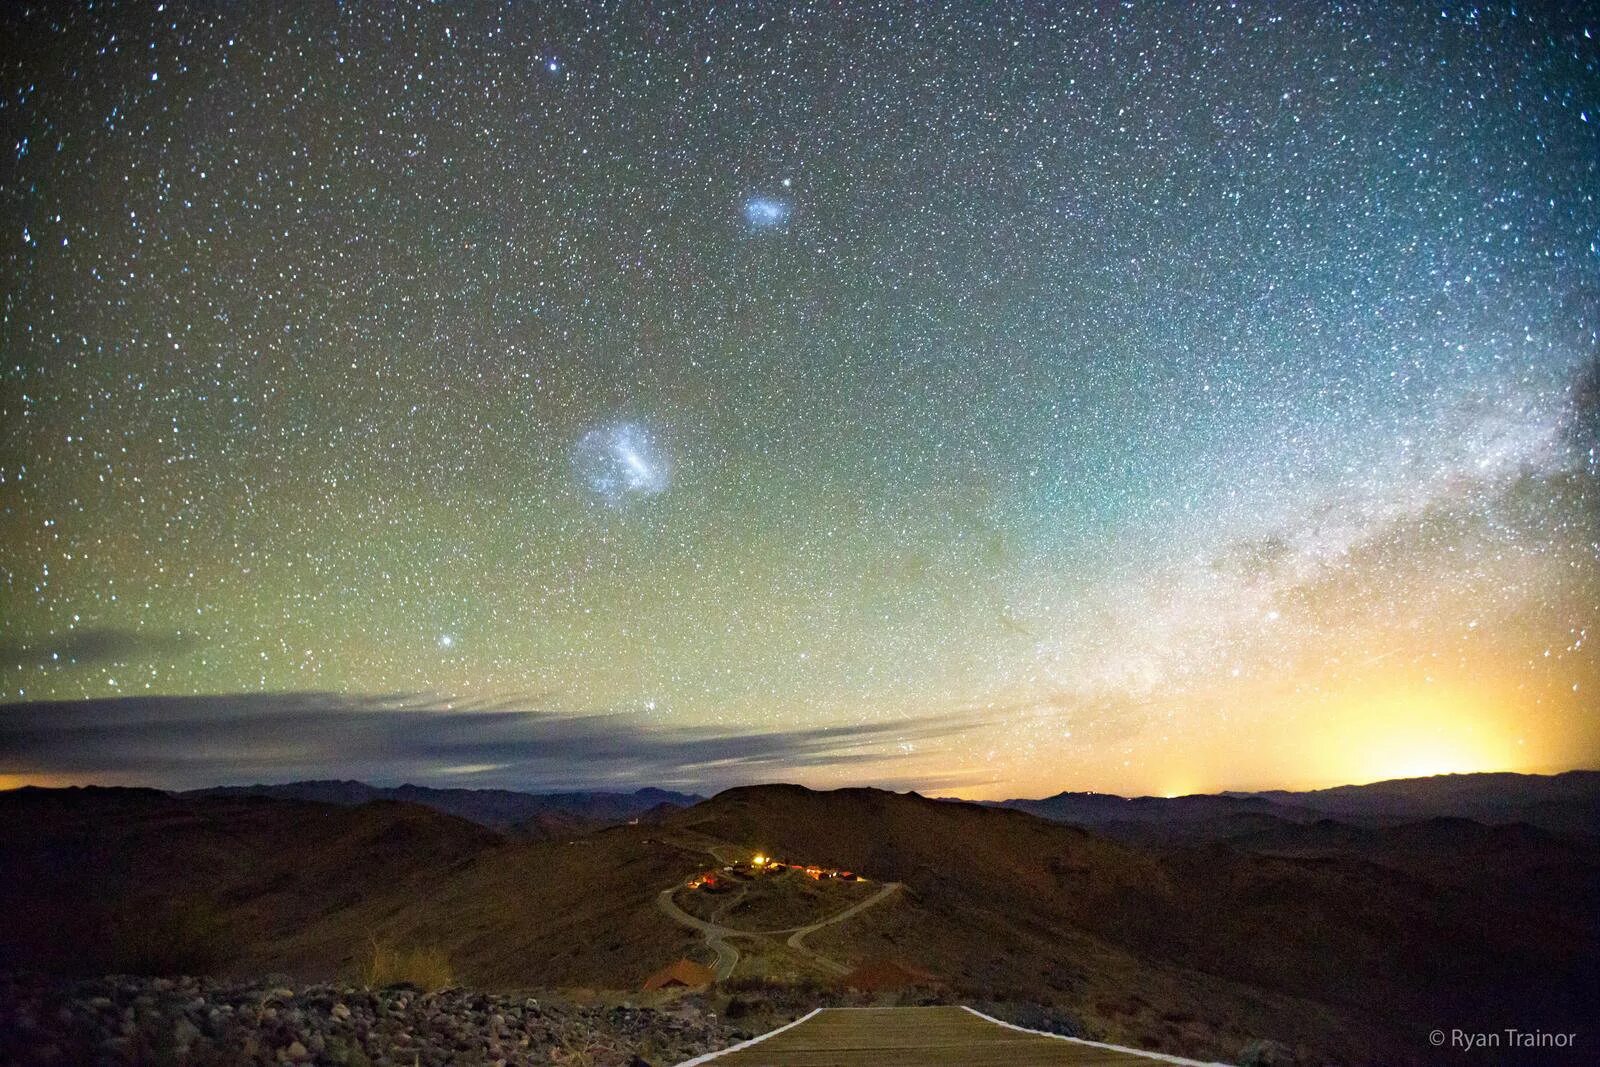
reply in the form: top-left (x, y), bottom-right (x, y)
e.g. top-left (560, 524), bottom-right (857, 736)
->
top-left (2, 2), bottom-right (1597, 797)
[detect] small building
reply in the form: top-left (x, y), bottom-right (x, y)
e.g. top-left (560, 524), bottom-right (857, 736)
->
top-left (643, 958), bottom-right (717, 991)
top-left (686, 870), bottom-right (723, 890)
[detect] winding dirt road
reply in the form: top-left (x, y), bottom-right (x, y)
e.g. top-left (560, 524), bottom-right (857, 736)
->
top-left (656, 878), bottom-right (902, 980)
top-left (783, 881), bottom-right (900, 975)
top-left (657, 887), bottom-right (744, 979)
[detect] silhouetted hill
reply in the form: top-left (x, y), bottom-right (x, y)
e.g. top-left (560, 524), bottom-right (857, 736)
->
top-left (997, 770), bottom-right (1600, 843)
top-left (1225, 814), bottom-right (1599, 923)
top-left (994, 790), bottom-right (1323, 846)
top-left (183, 780), bottom-right (703, 835)
top-left (1233, 769), bottom-right (1600, 836)
top-left (1003, 790), bottom-right (1306, 824)
top-left (0, 786), bottom-right (707, 988)
top-left (667, 783), bottom-right (1598, 1065)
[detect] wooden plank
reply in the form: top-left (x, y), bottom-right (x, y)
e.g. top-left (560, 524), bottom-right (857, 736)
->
top-left (687, 1006), bottom-right (1217, 1066)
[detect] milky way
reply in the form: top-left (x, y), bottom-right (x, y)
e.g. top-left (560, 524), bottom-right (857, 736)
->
top-left (1, 3), bottom-right (1596, 795)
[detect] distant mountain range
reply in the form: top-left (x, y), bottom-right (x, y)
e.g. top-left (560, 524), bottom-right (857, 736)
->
top-left (994, 769), bottom-right (1600, 845)
top-left (183, 780), bottom-right (704, 836)
top-left (1234, 769), bottom-right (1600, 829)
top-left (180, 769), bottom-right (1600, 843)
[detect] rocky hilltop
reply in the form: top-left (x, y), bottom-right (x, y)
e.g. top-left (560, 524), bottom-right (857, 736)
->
top-left (0, 974), bottom-right (738, 1067)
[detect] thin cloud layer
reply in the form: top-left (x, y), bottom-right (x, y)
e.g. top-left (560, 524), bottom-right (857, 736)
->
top-left (0, 692), bottom-right (982, 793)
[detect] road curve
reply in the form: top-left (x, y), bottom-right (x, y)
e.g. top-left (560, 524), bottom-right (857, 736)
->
top-left (784, 881), bottom-right (901, 975)
top-left (658, 877), bottom-right (903, 982)
top-left (657, 888), bottom-right (741, 980)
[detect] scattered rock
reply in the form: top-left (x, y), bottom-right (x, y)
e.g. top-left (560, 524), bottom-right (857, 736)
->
top-left (0, 974), bottom-right (739, 1067)
top-left (172, 1016), bottom-right (201, 1050)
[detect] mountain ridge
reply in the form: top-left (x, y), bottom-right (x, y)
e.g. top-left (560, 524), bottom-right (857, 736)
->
top-left (992, 768), bottom-right (1600, 844)
top-left (183, 779), bottom-right (705, 835)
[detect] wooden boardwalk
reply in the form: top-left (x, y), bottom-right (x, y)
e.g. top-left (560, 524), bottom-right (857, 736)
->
top-left (675, 1006), bottom-right (1224, 1066)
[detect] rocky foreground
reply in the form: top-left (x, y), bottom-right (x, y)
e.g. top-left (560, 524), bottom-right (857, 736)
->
top-left (0, 974), bottom-right (743, 1066)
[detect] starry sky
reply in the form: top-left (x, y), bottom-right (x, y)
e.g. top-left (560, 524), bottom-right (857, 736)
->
top-left (2, 2), bottom-right (1597, 798)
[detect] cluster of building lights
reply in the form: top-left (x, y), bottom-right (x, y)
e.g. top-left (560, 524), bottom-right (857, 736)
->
top-left (686, 852), bottom-right (861, 890)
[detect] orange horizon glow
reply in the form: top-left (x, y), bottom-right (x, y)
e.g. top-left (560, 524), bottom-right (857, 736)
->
top-left (3, 758), bottom-right (1596, 803)
top-left (3, 649), bottom-right (1595, 802)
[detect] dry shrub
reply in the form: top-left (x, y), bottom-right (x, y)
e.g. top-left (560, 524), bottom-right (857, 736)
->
top-left (359, 936), bottom-right (454, 991)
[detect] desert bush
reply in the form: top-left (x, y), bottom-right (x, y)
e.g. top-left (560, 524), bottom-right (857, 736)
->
top-left (358, 936), bottom-right (454, 991)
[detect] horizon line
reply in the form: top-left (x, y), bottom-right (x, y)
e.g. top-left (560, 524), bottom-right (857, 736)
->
top-left (3, 763), bottom-right (1597, 803)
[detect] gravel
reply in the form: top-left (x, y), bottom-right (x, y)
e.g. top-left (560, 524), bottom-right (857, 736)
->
top-left (0, 973), bottom-right (743, 1066)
